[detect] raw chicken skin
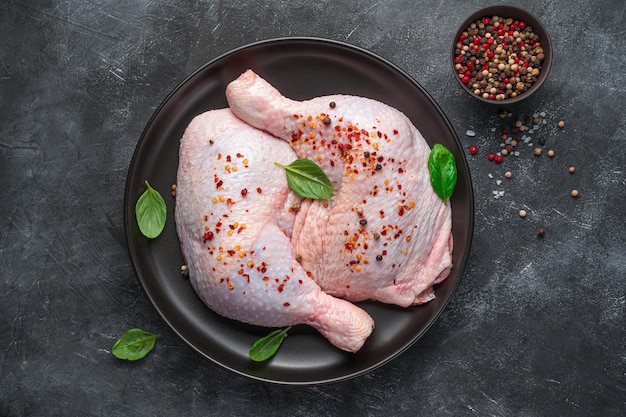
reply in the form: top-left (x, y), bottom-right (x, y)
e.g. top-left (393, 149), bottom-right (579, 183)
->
top-left (227, 70), bottom-right (453, 307)
top-left (175, 108), bottom-right (374, 352)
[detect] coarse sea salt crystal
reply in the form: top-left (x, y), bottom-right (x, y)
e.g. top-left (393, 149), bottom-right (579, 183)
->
top-left (514, 151), bottom-right (520, 156)
top-left (466, 130), bottom-right (476, 137)
top-left (490, 127), bottom-right (496, 132)
top-left (488, 173), bottom-right (493, 179)
top-left (540, 111), bottom-right (546, 117)
top-left (496, 180), bottom-right (502, 185)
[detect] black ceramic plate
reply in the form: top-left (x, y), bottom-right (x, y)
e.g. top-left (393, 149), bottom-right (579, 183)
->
top-left (124, 37), bottom-right (474, 385)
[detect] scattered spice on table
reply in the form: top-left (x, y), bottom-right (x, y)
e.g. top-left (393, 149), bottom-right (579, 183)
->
top-left (571, 189), bottom-right (579, 197)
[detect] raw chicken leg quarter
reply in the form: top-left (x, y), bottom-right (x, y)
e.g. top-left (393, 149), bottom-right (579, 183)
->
top-left (175, 109), bottom-right (374, 353)
top-left (226, 70), bottom-right (453, 307)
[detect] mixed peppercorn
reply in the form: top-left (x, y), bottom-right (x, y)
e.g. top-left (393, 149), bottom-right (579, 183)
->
top-left (466, 110), bottom-right (579, 237)
top-left (454, 15), bottom-right (545, 100)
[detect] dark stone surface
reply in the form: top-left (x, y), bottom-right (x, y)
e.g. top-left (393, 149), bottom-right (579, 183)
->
top-left (1, 0), bottom-right (624, 415)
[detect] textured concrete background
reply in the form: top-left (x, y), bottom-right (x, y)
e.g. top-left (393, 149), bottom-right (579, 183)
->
top-left (1, 0), bottom-right (624, 415)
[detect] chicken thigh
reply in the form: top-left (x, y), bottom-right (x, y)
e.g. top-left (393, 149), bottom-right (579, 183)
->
top-left (175, 108), bottom-right (374, 352)
top-left (226, 70), bottom-right (453, 307)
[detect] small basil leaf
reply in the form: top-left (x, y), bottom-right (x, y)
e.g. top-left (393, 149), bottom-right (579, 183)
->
top-left (248, 326), bottom-right (291, 362)
top-left (275, 159), bottom-right (333, 199)
top-left (112, 328), bottom-right (159, 361)
top-left (135, 180), bottom-right (167, 238)
top-left (428, 144), bottom-right (458, 204)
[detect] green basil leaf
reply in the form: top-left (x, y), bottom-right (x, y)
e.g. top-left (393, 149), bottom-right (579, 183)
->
top-left (135, 180), bottom-right (167, 238)
top-left (428, 144), bottom-right (457, 204)
top-left (248, 326), bottom-right (291, 362)
top-left (275, 159), bottom-right (333, 199)
top-left (112, 328), bottom-right (159, 361)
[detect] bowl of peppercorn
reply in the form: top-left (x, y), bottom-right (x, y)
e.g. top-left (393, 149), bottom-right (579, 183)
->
top-left (451, 5), bottom-right (552, 104)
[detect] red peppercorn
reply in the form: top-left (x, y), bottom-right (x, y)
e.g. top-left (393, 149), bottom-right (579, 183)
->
top-left (518, 21), bottom-right (526, 30)
top-left (494, 155), bottom-right (503, 164)
top-left (469, 145), bottom-right (478, 155)
top-left (203, 231), bottom-right (214, 241)
top-left (241, 188), bottom-right (248, 196)
top-left (461, 75), bottom-right (471, 84)
top-left (487, 153), bottom-right (495, 161)
top-left (482, 17), bottom-right (491, 25)
top-left (473, 36), bottom-right (480, 45)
